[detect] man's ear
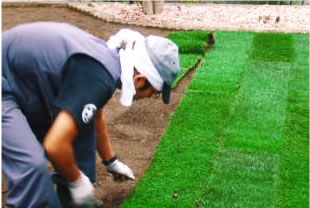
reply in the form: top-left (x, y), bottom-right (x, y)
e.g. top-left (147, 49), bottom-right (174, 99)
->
top-left (134, 74), bottom-right (148, 90)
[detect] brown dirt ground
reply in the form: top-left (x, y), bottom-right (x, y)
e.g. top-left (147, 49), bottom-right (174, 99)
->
top-left (2, 5), bottom-right (195, 208)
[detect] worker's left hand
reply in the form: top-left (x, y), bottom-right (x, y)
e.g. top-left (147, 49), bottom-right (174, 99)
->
top-left (68, 171), bottom-right (101, 207)
top-left (103, 157), bottom-right (135, 181)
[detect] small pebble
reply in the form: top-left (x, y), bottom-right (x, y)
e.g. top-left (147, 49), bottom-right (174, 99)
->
top-left (172, 193), bottom-right (178, 198)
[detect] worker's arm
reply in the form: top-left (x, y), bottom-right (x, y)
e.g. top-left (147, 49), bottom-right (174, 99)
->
top-left (95, 109), bottom-right (115, 160)
top-left (95, 110), bottom-right (135, 180)
top-left (43, 110), bottom-right (97, 206)
top-left (43, 110), bottom-right (80, 182)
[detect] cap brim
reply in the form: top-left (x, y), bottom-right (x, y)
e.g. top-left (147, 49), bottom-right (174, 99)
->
top-left (162, 82), bottom-right (171, 104)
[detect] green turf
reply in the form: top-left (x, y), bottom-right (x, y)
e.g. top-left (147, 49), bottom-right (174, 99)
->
top-left (167, 30), bottom-right (210, 54)
top-left (172, 54), bottom-right (202, 87)
top-left (276, 33), bottom-right (309, 208)
top-left (223, 61), bottom-right (292, 153)
top-left (121, 31), bottom-right (309, 208)
top-left (170, 38), bottom-right (206, 54)
top-left (197, 32), bottom-right (308, 208)
top-left (251, 33), bottom-right (295, 62)
top-left (196, 149), bottom-right (278, 208)
top-left (167, 30), bottom-right (211, 87)
top-left (166, 30), bottom-right (210, 42)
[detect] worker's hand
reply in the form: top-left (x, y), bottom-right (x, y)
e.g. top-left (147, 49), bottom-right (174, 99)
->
top-left (68, 171), bottom-right (99, 207)
top-left (103, 157), bottom-right (135, 181)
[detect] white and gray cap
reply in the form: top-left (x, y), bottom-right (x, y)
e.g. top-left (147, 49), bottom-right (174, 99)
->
top-left (144, 35), bottom-right (180, 104)
top-left (108, 29), bottom-right (180, 106)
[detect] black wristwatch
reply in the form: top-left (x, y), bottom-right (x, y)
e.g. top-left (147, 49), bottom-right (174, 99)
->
top-left (102, 156), bottom-right (118, 166)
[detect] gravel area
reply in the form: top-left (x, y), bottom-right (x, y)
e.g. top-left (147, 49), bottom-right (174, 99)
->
top-left (2, 1), bottom-right (309, 33)
top-left (67, 2), bottom-right (310, 33)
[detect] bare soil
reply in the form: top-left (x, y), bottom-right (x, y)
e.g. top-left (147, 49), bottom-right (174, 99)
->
top-left (2, 5), bottom-right (193, 208)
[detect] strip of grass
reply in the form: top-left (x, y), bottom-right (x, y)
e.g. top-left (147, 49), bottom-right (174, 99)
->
top-left (170, 38), bottom-right (206, 54)
top-left (167, 30), bottom-right (210, 54)
top-left (122, 31), bottom-right (309, 208)
top-left (276, 33), bottom-right (309, 208)
top-left (122, 31), bottom-right (253, 207)
top-left (223, 62), bottom-right (292, 153)
top-left (198, 33), bottom-right (294, 207)
top-left (197, 32), bottom-right (308, 207)
top-left (167, 30), bottom-right (210, 43)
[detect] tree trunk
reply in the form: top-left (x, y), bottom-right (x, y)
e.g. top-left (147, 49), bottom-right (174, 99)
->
top-left (142, 0), bottom-right (164, 15)
top-left (153, 0), bottom-right (164, 14)
top-left (142, 0), bottom-right (153, 15)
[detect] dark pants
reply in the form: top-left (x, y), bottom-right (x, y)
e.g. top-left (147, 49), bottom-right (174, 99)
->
top-left (2, 96), bottom-right (97, 208)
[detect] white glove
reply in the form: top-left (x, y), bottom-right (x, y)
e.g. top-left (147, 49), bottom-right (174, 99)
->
top-left (68, 171), bottom-right (97, 207)
top-left (104, 157), bottom-right (135, 181)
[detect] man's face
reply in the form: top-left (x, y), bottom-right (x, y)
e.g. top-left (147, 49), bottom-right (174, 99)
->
top-left (133, 72), bottom-right (160, 100)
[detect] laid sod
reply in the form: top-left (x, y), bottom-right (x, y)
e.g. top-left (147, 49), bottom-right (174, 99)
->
top-left (122, 31), bottom-right (309, 207)
top-left (173, 54), bottom-right (201, 86)
top-left (276, 33), bottom-right (309, 207)
top-left (168, 30), bottom-right (212, 87)
top-left (251, 33), bottom-right (295, 62)
top-left (167, 30), bottom-right (210, 44)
